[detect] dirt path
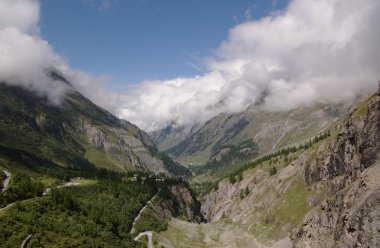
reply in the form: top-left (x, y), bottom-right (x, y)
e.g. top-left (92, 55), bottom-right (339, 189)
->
top-left (0, 202), bottom-right (14, 212)
top-left (130, 191), bottom-right (160, 234)
top-left (43, 181), bottom-right (80, 196)
top-left (2, 170), bottom-right (11, 192)
top-left (134, 231), bottom-right (154, 248)
top-left (20, 234), bottom-right (32, 248)
top-left (1, 180), bottom-right (82, 212)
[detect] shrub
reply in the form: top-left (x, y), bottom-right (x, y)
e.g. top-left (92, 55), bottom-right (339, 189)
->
top-left (269, 166), bottom-right (277, 176)
top-left (229, 175), bottom-right (236, 184)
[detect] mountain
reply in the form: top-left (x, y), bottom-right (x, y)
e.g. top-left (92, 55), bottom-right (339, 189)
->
top-left (152, 101), bottom-right (356, 167)
top-left (1, 69), bottom-right (378, 248)
top-left (0, 75), bottom-right (189, 177)
top-left (153, 89), bottom-right (380, 247)
top-left (0, 75), bottom-right (198, 247)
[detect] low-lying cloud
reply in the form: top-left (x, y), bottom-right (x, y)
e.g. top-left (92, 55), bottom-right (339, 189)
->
top-left (1, 0), bottom-right (379, 132)
top-left (0, 0), bottom-right (116, 108)
top-left (0, 0), bottom-right (67, 104)
top-left (118, 0), bottom-right (380, 131)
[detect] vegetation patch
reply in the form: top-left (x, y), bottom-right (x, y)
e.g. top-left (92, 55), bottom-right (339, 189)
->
top-left (134, 207), bottom-right (168, 234)
top-left (351, 99), bottom-right (369, 119)
top-left (78, 135), bottom-right (124, 171)
top-left (246, 176), bottom-right (311, 241)
top-left (0, 179), bottom-right (155, 247)
top-left (191, 180), bottom-right (219, 199)
top-left (157, 152), bottom-right (192, 177)
top-left (0, 172), bottom-right (44, 208)
top-left (269, 177), bottom-right (311, 225)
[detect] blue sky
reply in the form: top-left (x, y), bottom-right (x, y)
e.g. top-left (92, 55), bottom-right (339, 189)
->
top-left (40, 0), bottom-right (288, 89)
top-left (2, 0), bottom-right (377, 130)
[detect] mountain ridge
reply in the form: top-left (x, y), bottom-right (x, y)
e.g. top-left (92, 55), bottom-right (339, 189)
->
top-left (0, 79), bottom-right (190, 176)
top-left (152, 100), bottom-right (358, 168)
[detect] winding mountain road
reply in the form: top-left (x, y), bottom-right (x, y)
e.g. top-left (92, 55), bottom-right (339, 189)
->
top-left (0, 180), bottom-right (82, 213)
top-left (134, 231), bottom-right (154, 248)
top-left (43, 181), bottom-right (80, 196)
top-left (130, 190), bottom-right (160, 234)
top-left (20, 234), bottom-right (32, 248)
top-left (0, 202), bottom-right (14, 212)
top-left (2, 170), bottom-right (11, 192)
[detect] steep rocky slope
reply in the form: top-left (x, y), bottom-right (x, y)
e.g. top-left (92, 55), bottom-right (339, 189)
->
top-left (0, 81), bottom-right (188, 176)
top-left (135, 183), bottom-right (203, 232)
top-left (152, 102), bottom-right (354, 166)
top-left (294, 91), bottom-right (380, 247)
top-left (155, 90), bottom-right (379, 247)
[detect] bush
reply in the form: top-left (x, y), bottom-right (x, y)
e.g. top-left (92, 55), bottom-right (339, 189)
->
top-left (269, 166), bottom-right (277, 176)
top-left (245, 186), bottom-right (250, 196)
top-left (237, 172), bottom-right (243, 182)
top-left (134, 211), bottom-right (168, 234)
top-left (240, 189), bottom-right (245, 199)
top-left (229, 175), bottom-right (236, 184)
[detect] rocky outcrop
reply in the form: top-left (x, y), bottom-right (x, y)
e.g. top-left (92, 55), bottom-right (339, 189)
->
top-left (294, 92), bottom-right (380, 247)
top-left (79, 120), bottom-right (168, 173)
top-left (148, 184), bottom-right (203, 225)
top-left (200, 164), bottom-right (301, 223)
top-left (168, 185), bottom-right (202, 221)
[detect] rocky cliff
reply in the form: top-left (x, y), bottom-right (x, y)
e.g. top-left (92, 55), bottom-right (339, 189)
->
top-left (191, 91), bottom-right (379, 247)
top-left (133, 183), bottom-right (203, 235)
top-left (294, 91), bottom-right (380, 247)
top-left (156, 184), bottom-right (202, 222)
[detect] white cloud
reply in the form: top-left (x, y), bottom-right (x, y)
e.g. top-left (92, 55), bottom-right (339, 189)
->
top-left (1, 0), bottom-right (379, 132)
top-left (118, 0), bottom-right (380, 131)
top-left (0, 0), bottom-right (69, 104)
top-left (0, 0), bottom-right (116, 108)
top-left (0, 0), bottom-right (39, 33)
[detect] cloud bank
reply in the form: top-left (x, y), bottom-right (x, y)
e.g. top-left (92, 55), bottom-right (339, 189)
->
top-left (0, 0), bottom-right (67, 104)
top-left (1, 0), bottom-right (379, 132)
top-left (0, 0), bottom-right (116, 108)
top-left (118, 0), bottom-right (380, 131)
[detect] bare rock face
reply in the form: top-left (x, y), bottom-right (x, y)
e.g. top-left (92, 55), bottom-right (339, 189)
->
top-left (150, 184), bottom-right (203, 223)
top-left (197, 92), bottom-right (380, 248)
top-left (200, 163), bottom-right (302, 223)
top-left (294, 92), bottom-right (380, 247)
top-left (168, 185), bottom-right (202, 221)
top-left (79, 120), bottom-right (168, 173)
top-left (201, 177), bottom-right (249, 222)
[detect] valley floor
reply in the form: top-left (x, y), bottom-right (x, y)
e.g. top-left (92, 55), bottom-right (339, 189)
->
top-left (155, 218), bottom-right (292, 248)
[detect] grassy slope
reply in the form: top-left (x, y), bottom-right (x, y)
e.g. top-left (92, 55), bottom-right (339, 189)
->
top-left (0, 84), bottom-right (106, 171)
top-left (0, 83), bottom-right (190, 177)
